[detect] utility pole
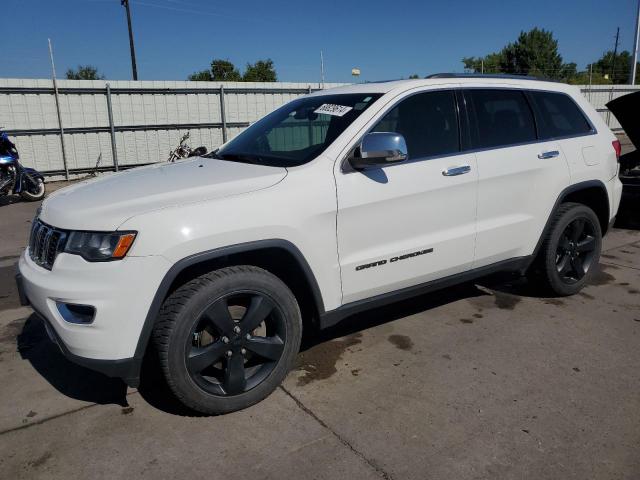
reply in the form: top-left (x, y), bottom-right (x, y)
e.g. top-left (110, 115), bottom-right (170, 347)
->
top-left (121, 0), bottom-right (138, 80)
top-left (631, 0), bottom-right (640, 84)
top-left (320, 50), bottom-right (325, 89)
top-left (48, 39), bottom-right (69, 180)
top-left (611, 27), bottom-right (620, 83)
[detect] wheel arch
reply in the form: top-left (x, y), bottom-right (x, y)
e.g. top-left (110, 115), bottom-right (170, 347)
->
top-left (133, 239), bottom-right (325, 364)
top-left (558, 180), bottom-right (610, 235)
top-left (530, 179), bottom-right (610, 265)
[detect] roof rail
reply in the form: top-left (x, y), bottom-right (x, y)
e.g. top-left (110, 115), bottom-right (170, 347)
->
top-left (426, 73), bottom-right (552, 82)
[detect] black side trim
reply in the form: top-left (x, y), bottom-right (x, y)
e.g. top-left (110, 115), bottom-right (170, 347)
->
top-left (33, 309), bottom-right (141, 387)
top-left (130, 239), bottom-right (325, 372)
top-left (319, 256), bottom-right (531, 329)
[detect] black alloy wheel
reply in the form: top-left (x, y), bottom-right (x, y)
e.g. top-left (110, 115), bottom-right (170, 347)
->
top-left (531, 202), bottom-right (602, 296)
top-left (186, 291), bottom-right (286, 396)
top-left (555, 217), bottom-right (598, 284)
top-left (153, 266), bottom-right (302, 414)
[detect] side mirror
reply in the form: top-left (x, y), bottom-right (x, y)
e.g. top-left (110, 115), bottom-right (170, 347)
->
top-left (349, 132), bottom-right (408, 170)
top-left (189, 146), bottom-right (208, 157)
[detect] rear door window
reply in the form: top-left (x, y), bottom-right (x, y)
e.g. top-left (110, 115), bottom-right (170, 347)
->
top-left (528, 91), bottom-right (592, 139)
top-left (371, 90), bottom-right (459, 159)
top-left (465, 89), bottom-right (537, 149)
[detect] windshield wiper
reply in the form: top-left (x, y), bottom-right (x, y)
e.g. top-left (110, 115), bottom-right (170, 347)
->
top-left (213, 152), bottom-right (263, 164)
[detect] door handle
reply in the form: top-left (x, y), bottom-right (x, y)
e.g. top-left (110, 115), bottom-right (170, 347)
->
top-left (442, 165), bottom-right (471, 176)
top-left (538, 150), bottom-right (560, 159)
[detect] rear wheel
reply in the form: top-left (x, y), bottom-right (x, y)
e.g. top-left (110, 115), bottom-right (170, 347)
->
top-left (533, 202), bottom-right (602, 296)
top-left (153, 266), bottom-right (301, 414)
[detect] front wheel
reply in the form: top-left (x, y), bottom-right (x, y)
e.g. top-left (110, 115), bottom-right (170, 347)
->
top-left (153, 266), bottom-right (302, 415)
top-left (532, 202), bottom-right (602, 296)
top-left (19, 175), bottom-right (45, 202)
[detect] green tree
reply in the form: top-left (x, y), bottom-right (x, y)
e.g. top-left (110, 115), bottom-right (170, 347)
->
top-left (188, 70), bottom-right (213, 81)
top-left (187, 58), bottom-right (278, 82)
top-left (462, 28), bottom-right (575, 81)
top-left (243, 59), bottom-right (277, 82)
top-left (408, 74), bottom-right (420, 79)
top-left (65, 65), bottom-right (105, 80)
top-left (462, 52), bottom-right (505, 74)
top-left (587, 50), bottom-right (639, 85)
top-left (566, 71), bottom-right (611, 85)
top-left (211, 59), bottom-right (242, 81)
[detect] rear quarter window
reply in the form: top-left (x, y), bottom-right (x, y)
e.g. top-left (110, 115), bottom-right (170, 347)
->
top-left (528, 91), bottom-right (593, 139)
top-left (465, 89), bottom-right (537, 149)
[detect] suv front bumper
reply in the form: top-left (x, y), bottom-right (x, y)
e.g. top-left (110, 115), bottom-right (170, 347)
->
top-left (16, 250), bottom-right (171, 386)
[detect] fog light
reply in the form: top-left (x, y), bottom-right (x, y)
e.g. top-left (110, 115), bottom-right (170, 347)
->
top-left (56, 302), bottom-right (96, 324)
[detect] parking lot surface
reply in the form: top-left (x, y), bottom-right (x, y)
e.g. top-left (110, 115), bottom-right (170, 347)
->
top-left (1, 176), bottom-right (639, 479)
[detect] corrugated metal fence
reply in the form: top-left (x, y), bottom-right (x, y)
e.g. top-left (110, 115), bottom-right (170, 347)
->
top-left (0, 79), bottom-right (345, 176)
top-left (0, 79), bottom-right (636, 176)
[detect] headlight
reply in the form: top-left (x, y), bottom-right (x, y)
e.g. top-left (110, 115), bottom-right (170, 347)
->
top-left (64, 231), bottom-right (137, 261)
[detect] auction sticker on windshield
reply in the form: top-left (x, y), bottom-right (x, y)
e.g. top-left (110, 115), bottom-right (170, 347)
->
top-left (314, 104), bottom-right (353, 117)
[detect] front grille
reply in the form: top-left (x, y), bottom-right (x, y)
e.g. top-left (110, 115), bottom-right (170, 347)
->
top-left (29, 220), bottom-right (67, 270)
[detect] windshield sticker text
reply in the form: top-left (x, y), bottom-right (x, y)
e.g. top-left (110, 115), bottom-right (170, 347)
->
top-left (314, 104), bottom-right (353, 117)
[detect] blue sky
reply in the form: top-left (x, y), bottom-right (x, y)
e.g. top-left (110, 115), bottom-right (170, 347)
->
top-left (1, 0), bottom-right (638, 82)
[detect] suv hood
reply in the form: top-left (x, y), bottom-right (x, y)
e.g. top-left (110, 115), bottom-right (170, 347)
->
top-left (607, 91), bottom-right (640, 150)
top-left (40, 158), bottom-right (287, 231)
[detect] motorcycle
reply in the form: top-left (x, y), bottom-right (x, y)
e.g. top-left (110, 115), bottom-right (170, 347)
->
top-left (0, 130), bottom-right (45, 202)
top-left (168, 132), bottom-right (207, 162)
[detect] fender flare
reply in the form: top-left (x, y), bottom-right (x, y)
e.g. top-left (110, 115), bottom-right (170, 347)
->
top-left (130, 239), bottom-right (325, 369)
top-left (14, 167), bottom-right (45, 194)
top-left (22, 167), bottom-right (45, 181)
top-left (528, 179), bottom-right (609, 266)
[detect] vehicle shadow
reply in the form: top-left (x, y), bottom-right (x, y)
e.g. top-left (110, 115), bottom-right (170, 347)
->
top-left (0, 195), bottom-right (22, 207)
top-left (134, 281), bottom-right (494, 417)
top-left (136, 346), bottom-right (208, 417)
top-left (300, 281), bottom-right (491, 350)
top-left (17, 313), bottom-right (129, 407)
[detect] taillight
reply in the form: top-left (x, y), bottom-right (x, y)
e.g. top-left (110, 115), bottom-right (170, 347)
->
top-left (612, 140), bottom-right (621, 161)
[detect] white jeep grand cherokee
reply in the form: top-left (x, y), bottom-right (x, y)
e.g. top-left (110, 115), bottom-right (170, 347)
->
top-left (16, 75), bottom-right (623, 414)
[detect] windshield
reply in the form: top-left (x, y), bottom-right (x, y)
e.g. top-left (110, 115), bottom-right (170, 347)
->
top-left (210, 93), bottom-right (383, 167)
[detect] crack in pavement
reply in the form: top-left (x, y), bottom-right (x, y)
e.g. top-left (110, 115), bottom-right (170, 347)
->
top-left (601, 261), bottom-right (640, 272)
top-left (0, 390), bottom-right (139, 436)
top-left (279, 385), bottom-right (394, 480)
top-left (0, 403), bottom-right (97, 436)
top-left (603, 239), bottom-right (640, 253)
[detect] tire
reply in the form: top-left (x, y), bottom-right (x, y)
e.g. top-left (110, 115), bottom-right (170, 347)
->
top-left (532, 202), bottom-right (602, 296)
top-left (19, 176), bottom-right (45, 202)
top-left (153, 266), bottom-right (302, 415)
